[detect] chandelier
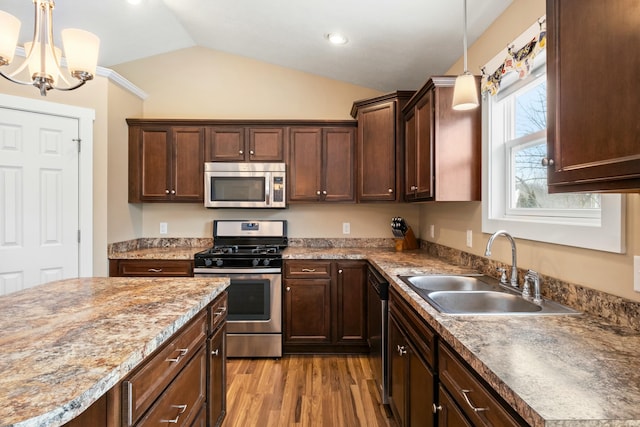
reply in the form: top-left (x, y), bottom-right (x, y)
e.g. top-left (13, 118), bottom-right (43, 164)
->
top-left (0, 0), bottom-right (100, 96)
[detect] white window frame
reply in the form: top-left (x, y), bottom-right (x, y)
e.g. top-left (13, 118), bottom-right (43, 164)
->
top-left (481, 59), bottom-right (625, 254)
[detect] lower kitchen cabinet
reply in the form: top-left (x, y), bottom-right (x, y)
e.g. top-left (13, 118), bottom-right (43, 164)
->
top-left (388, 287), bottom-right (436, 427)
top-left (436, 386), bottom-right (473, 427)
top-left (109, 259), bottom-right (194, 277)
top-left (208, 294), bottom-right (227, 427)
top-left (283, 260), bottom-right (367, 353)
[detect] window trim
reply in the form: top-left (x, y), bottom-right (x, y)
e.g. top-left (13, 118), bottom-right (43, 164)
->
top-left (481, 65), bottom-right (626, 254)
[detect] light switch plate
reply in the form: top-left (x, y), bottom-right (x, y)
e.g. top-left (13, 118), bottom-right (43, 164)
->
top-left (160, 222), bottom-right (168, 235)
top-left (634, 256), bottom-right (640, 292)
top-left (342, 222), bottom-right (350, 235)
top-left (466, 230), bottom-right (473, 248)
top-left (430, 224), bottom-right (435, 239)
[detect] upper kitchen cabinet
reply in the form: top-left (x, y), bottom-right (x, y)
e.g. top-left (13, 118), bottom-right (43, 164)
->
top-left (351, 91), bottom-right (415, 202)
top-left (205, 126), bottom-right (285, 162)
top-left (402, 76), bottom-right (481, 202)
top-left (128, 120), bottom-right (205, 203)
top-left (546, 0), bottom-right (640, 192)
top-left (288, 124), bottom-right (356, 203)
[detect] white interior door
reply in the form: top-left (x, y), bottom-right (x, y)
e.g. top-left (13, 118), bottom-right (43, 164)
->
top-left (0, 107), bottom-right (80, 295)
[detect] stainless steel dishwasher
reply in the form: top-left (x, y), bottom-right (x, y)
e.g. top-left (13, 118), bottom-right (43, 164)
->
top-left (367, 265), bottom-right (389, 404)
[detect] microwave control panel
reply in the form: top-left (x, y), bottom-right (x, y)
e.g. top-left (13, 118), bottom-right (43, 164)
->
top-left (273, 177), bottom-right (284, 202)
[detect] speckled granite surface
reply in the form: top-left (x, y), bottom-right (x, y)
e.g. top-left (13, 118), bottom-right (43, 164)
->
top-left (0, 277), bottom-right (228, 427)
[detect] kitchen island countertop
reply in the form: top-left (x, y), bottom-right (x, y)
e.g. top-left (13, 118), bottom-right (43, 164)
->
top-left (0, 277), bottom-right (229, 427)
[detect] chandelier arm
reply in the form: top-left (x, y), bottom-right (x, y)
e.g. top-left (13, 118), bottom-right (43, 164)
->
top-left (0, 71), bottom-right (37, 86)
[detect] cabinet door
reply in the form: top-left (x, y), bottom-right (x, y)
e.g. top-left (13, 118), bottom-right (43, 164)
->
top-left (358, 102), bottom-right (397, 201)
top-left (437, 386), bottom-right (473, 427)
top-left (414, 91), bottom-right (433, 200)
top-left (288, 128), bottom-right (323, 202)
top-left (248, 127), bottom-right (284, 162)
top-left (208, 324), bottom-right (226, 427)
top-left (404, 110), bottom-right (417, 200)
top-left (389, 313), bottom-right (408, 426)
top-left (172, 127), bottom-right (204, 201)
top-left (323, 127), bottom-right (355, 202)
top-left (205, 127), bottom-right (246, 162)
top-left (284, 279), bottom-right (331, 343)
top-left (137, 127), bottom-right (171, 201)
top-left (335, 261), bottom-right (367, 344)
top-left (409, 350), bottom-right (435, 427)
top-left (546, 0), bottom-right (640, 192)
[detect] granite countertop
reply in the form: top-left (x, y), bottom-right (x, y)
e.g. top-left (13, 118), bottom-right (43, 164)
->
top-left (284, 247), bottom-right (640, 427)
top-left (109, 246), bottom-right (208, 260)
top-left (0, 277), bottom-right (229, 427)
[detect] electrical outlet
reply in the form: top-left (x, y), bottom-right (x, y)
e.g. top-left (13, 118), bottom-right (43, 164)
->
top-left (342, 222), bottom-right (350, 235)
top-left (430, 224), bottom-right (435, 239)
top-left (634, 256), bottom-right (640, 292)
top-left (160, 222), bottom-right (168, 235)
top-left (466, 230), bottom-right (473, 248)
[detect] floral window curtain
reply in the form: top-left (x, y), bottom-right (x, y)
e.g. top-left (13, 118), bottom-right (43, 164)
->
top-left (481, 17), bottom-right (547, 96)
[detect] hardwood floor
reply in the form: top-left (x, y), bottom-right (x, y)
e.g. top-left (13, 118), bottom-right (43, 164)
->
top-left (223, 355), bottom-right (398, 427)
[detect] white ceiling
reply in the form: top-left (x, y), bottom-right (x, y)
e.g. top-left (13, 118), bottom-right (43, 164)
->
top-left (0, 0), bottom-right (513, 91)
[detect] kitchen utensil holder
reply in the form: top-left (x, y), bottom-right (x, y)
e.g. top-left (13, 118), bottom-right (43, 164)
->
top-left (395, 226), bottom-right (418, 251)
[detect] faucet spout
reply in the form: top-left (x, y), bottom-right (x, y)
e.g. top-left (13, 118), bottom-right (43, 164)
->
top-left (484, 230), bottom-right (518, 288)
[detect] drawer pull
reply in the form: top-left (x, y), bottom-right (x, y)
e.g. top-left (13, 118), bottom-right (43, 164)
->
top-left (432, 404), bottom-right (442, 413)
top-left (147, 268), bottom-right (163, 273)
top-left (166, 348), bottom-right (188, 363)
top-left (211, 349), bottom-right (219, 356)
top-left (397, 344), bottom-right (407, 356)
top-left (161, 404), bottom-right (188, 423)
top-left (214, 306), bottom-right (227, 317)
top-left (461, 389), bottom-right (488, 412)
top-left (301, 268), bottom-right (316, 272)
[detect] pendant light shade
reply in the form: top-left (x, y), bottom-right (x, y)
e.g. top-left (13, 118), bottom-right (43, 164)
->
top-left (452, 0), bottom-right (479, 111)
top-left (0, 10), bottom-right (21, 65)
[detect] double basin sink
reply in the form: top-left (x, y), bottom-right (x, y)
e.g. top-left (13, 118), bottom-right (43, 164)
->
top-left (399, 274), bottom-right (579, 315)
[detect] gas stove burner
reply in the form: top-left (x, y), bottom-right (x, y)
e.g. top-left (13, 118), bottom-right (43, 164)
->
top-left (211, 245), bottom-right (239, 254)
top-left (251, 246), bottom-right (280, 255)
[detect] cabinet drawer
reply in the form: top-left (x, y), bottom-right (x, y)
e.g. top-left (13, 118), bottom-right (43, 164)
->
top-left (123, 312), bottom-right (207, 426)
top-left (284, 261), bottom-right (332, 278)
top-left (115, 260), bottom-right (193, 277)
top-left (136, 347), bottom-right (207, 427)
top-left (389, 288), bottom-right (436, 368)
top-left (208, 292), bottom-right (228, 335)
top-left (438, 343), bottom-right (523, 427)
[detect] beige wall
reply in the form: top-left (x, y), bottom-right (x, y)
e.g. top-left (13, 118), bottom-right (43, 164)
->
top-left (423, 0), bottom-right (640, 302)
top-left (111, 46), bottom-right (420, 242)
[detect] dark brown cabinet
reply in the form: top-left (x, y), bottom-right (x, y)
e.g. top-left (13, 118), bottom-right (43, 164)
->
top-left (546, 0), bottom-right (640, 192)
top-left (208, 294), bottom-right (227, 427)
top-left (402, 76), bottom-right (481, 202)
top-left (205, 127), bottom-right (284, 162)
top-left (283, 260), bottom-right (367, 353)
top-left (288, 126), bottom-right (356, 203)
top-left (128, 124), bottom-right (205, 203)
top-left (388, 287), bottom-right (436, 427)
top-left (109, 259), bottom-right (194, 277)
top-left (351, 92), bottom-right (415, 202)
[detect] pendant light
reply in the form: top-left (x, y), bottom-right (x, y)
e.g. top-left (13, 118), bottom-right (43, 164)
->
top-left (452, 0), bottom-right (479, 111)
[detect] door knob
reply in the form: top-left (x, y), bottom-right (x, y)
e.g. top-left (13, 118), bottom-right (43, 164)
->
top-left (541, 157), bottom-right (555, 166)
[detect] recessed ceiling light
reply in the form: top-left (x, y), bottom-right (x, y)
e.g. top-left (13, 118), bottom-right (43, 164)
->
top-left (325, 32), bottom-right (348, 45)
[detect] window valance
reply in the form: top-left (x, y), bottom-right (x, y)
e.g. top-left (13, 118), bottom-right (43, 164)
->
top-left (481, 17), bottom-right (546, 96)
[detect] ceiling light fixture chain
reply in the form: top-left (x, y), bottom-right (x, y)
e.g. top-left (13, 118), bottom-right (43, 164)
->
top-left (0, 0), bottom-right (100, 96)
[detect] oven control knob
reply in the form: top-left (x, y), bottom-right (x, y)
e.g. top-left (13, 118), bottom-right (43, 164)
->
top-left (204, 258), bottom-right (213, 267)
top-left (263, 258), bottom-right (271, 266)
top-left (252, 258), bottom-right (260, 267)
top-left (215, 259), bottom-right (224, 267)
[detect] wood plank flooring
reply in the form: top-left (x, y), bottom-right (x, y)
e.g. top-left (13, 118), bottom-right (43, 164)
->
top-left (223, 355), bottom-right (398, 427)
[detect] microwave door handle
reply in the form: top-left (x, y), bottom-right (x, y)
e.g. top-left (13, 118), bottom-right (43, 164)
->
top-left (265, 172), bottom-right (271, 206)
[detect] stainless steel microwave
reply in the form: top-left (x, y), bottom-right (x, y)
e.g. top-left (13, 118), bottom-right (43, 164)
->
top-left (204, 162), bottom-right (286, 208)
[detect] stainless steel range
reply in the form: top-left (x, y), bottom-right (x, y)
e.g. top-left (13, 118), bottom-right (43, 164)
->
top-left (193, 220), bottom-right (287, 358)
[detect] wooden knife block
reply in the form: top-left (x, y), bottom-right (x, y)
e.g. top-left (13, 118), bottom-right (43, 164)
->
top-left (394, 226), bottom-right (419, 251)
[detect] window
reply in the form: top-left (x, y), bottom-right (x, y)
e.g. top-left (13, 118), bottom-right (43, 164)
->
top-left (482, 54), bottom-right (625, 253)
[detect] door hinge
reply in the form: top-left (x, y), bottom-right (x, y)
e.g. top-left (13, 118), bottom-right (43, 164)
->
top-left (77, 230), bottom-right (81, 243)
top-left (73, 138), bottom-right (81, 153)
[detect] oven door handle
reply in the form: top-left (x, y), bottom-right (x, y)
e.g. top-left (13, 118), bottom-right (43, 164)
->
top-left (194, 267), bottom-right (282, 275)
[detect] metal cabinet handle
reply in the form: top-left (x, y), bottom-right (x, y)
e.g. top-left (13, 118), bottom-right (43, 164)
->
top-left (338, 269), bottom-right (343, 274)
top-left (397, 344), bottom-right (406, 356)
top-left (211, 349), bottom-right (219, 356)
top-left (286, 286), bottom-right (291, 292)
top-left (239, 150), bottom-right (243, 154)
top-left (250, 150), bottom-right (254, 155)
top-left (170, 189), bottom-right (176, 194)
top-left (301, 268), bottom-right (316, 272)
top-left (166, 348), bottom-right (188, 363)
top-left (388, 188), bottom-right (393, 193)
top-left (161, 404), bottom-right (187, 423)
top-left (322, 190), bottom-right (327, 195)
top-left (410, 185), bottom-right (418, 191)
top-left (432, 404), bottom-right (442, 413)
top-left (148, 268), bottom-right (163, 273)
top-left (165, 189), bottom-right (170, 194)
top-left (214, 306), bottom-right (227, 317)
top-left (541, 157), bottom-right (555, 166)
top-left (316, 190), bottom-right (321, 195)
top-left (461, 389), bottom-right (488, 412)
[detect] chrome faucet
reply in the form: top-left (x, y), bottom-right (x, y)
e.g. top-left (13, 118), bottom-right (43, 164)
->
top-left (484, 230), bottom-right (519, 288)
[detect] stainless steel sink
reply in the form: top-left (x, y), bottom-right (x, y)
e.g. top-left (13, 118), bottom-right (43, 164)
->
top-left (398, 274), bottom-right (580, 316)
